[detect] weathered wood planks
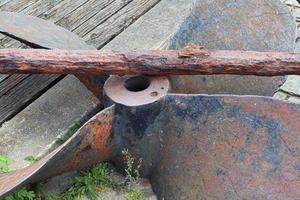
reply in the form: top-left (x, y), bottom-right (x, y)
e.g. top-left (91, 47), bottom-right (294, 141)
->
top-left (0, 74), bottom-right (63, 123)
top-left (84, 0), bottom-right (161, 48)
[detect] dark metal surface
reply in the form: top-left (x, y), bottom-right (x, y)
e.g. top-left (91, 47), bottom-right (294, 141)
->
top-left (1, 92), bottom-right (300, 199)
top-left (0, 11), bottom-right (106, 101)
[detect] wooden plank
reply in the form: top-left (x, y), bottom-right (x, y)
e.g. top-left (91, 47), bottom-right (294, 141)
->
top-left (0, 0), bottom-right (102, 123)
top-left (0, 0), bottom-right (38, 11)
top-left (0, 75), bottom-right (8, 83)
top-left (0, 74), bottom-right (28, 97)
top-left (0, 75), bottom-right (27, 97)
top-left (0, 0), bottom-right (12, 8)
top-left (0, 74), bottom-right (63, 124)
top-left (0, 0), bottom-right (70, 123)
top-left (72, 0), bottom-right (133, 37)
top-left (55, 0), bottom-right (116, 31)
top-left (83, 0), bottom-right (161, 49)
top-left (21, 0), bottom-right (65, 16)
top-left (41, 0), bottom-right (90, 22)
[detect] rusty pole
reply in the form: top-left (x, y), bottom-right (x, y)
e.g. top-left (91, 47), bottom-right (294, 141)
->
top-left (1, 47), bottom-right (300, 76)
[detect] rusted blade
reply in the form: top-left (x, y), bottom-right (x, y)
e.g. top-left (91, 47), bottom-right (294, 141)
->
top-left (0, 12), bottom-right (91, 50)
top-left (1, 92), bottom-right (300, 199)
top-left (0, 106), bottom-right (114, 197)
top-left (143, 95), bottom-right (300, 199)
top-left (103, 75), bottom-right (300, 200)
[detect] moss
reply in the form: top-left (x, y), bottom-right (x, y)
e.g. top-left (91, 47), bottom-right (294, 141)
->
top-left (125, 191), bottom-right (147, 200)
top-left (24, 156), bottom-right (39, 164)
top-left (55, 120), bottom-right (81, 145)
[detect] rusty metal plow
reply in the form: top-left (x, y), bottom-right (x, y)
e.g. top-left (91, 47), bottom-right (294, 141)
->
top-left (0, 10), bottom-right (300, 200)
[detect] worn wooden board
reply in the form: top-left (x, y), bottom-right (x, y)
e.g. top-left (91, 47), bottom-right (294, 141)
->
top-left (0, 0), bottom-right (38, 12)
top-left (0, 75), bottom-right (27, 97)
top-left (0, 0), bottom-right (71, 124)
top-left (73, 0), bottom-right (133, 37)
top-left (0, 75), bottom-right (8, 83)
top-left (84, 0), bottom-right (161, 48)
top-left (0, 74), bottom-right (63, 123)
top-left (55, 0), bottom-right (116, 31)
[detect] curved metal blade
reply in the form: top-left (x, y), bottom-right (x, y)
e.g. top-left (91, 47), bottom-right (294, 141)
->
top-left (0, 106), bottom-right (115, 197)
top-left (0, 12), bottom-right (91, 50)
top-left (1, 94), bottom-right (300, 199)
top-left (108, 94), bottom-right (300, 200)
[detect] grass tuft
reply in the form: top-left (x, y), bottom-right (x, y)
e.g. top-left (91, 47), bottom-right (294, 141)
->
top-left (122, 149), bottom-right (142, 183)
top-left (2, 150), bottom-right (147, 200)
top-left (24, 156), bottom-right (39, 164)
top-left (45, 162), bottom-right (126, 200)
top-left (2, 187), bottom-right (36, 200)
top-left (0, 154), bottom-right (11, 173)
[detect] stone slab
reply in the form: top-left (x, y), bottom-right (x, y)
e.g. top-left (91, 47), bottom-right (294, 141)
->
top-left (278, 0), bottom-right (300, 98)
top-left (280, 75), bottom-right (300, 96)
top-left (109, 0), bottom-right (297, 97)
top-left (0, 75), bottom-right (99, 170)
top-left (105, 0), bottom-right (196, 50)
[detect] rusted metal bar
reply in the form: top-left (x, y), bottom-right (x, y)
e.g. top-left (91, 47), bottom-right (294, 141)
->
top-left (1, 47), bottom-right (300, 76)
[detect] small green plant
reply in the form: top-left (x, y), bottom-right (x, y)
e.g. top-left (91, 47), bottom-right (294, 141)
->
top-left (24, 156), bottom-right (38, 164)
top-left (0, 154), bottom-right (11, 173)
top-left (122, 149), bottom-right (142, 183)
top-left (3, 187), bottom-right (36, 200)
top-left (125, 190), bottom-right (146, 200)
top-left (47, 162), bottom-right (125, 200)
top-left (3, 161), bottom-right (146, 200)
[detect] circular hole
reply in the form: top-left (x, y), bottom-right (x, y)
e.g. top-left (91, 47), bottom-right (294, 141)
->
top-left (125, 76), bottom-right (150, 92)
top-left (150, 91), bottom-right (158, 97)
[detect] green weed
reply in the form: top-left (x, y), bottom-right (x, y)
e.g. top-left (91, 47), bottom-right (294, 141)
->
top-left (24, 156), bottom-right (38, 164)
top-left (0, 154), bottom-right (11, 173)
top-left (3, 187), bottom-right (36, 200)
top-left (46, 163), bottom-right (126, 200)
top-left (122, 149), bottom-right (142, 183)
top-left (56, 120), bottom-right (81, 145)
top-left (3, 157), bottom-right (146, 200)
